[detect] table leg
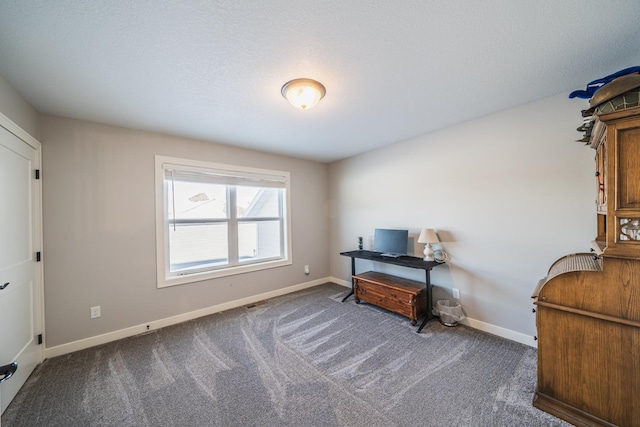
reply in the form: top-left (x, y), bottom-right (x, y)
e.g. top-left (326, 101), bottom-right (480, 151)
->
top-left (417, 269), bottom-right (433, 333)
top-left (342, 257), bottom-right (356, 302)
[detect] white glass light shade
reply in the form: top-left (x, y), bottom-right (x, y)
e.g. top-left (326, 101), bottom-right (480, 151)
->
top-left (281, 78), bottom-right (326, 110)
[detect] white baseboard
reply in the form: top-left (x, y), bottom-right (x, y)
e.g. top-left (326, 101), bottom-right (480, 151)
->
top-left (459, 317), bottom-right (537, 348)
top-left (45, 277), bottom-right (330, 359)
top-left (329, 276), bottom-right (351, 288)
top-left (45, 277), bottom-right (536, 358)
top-left (331, 275), bottom-right (536, 347)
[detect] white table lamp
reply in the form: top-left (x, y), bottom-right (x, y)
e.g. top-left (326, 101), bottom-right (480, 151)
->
top-left (418, 228), bottom-right (439, 261)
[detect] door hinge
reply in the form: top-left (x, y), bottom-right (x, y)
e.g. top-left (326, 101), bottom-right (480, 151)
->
top-left (36, 251), bottom-right (41, 262)
top-left (35, 169), bottom-right (40, 179)
top-left (37, 334), bottom-right (43, 345)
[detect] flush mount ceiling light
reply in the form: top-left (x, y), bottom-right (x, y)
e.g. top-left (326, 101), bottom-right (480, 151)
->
top-left (281, 78), bottom-right (326, 110)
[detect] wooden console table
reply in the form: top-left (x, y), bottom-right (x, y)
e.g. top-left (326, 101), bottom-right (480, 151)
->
top-left (340, 250), bottom-right (442, 332)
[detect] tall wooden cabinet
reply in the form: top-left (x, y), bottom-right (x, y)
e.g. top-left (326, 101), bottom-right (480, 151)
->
top-left (532, 106), bottom-right (640, 427)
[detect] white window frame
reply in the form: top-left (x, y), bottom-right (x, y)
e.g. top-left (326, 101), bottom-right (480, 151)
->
top-left (155, 155), bottom-right (292, 288)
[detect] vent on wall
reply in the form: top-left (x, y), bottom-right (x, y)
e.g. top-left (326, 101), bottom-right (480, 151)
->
top-left (245, 300), bottom-right (268, 309)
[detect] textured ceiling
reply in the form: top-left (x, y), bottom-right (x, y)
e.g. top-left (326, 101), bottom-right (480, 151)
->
top-left (1, 1), bottom-right (640, 162)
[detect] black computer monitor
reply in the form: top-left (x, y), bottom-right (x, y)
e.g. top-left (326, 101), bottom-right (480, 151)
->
top-left (373, 228), bottom-right (408, 256)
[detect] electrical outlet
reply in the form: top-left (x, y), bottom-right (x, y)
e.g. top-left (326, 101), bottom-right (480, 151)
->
top-left (452, 288), bottom-right (460, 299)
top-left (304, 265), bottom-right (310, 275)
top-left (90, 306), bottom-right (101, 319)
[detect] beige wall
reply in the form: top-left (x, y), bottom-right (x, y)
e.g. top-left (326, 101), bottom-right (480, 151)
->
top-left (0, 74), bottom-right (39, 139)
top-left (41, 115), bottom-right (329, 347)
top-left (329, 93), bottom-right (595, 339)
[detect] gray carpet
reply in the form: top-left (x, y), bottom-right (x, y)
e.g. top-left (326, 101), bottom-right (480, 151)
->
top-left (2, 283), bottom-right (570, 426)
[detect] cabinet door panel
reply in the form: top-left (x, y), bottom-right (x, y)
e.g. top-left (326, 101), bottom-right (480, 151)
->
top-left (616, 125), bottom-right (640, 208)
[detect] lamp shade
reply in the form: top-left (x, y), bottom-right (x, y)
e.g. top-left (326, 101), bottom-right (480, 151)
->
top-left (281, 78), bottom-right (326, 110)
top-left (418, 228), bottom-right (439, 244)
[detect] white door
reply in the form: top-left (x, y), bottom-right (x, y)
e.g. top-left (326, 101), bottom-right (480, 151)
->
top-left (0, 122), bottom-right (43, 415)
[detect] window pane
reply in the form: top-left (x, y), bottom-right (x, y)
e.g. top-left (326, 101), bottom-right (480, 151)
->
top-left (168, 180), bottom-right (227, 221)
top-left (238, 221), bottom-right (281, 261)
top-left (169, 223), bottom-right (228, 272)
top-left (237, 186), bottom-right (281, 218)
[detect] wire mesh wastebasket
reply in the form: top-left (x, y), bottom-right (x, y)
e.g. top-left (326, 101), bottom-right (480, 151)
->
top-left (434, 300), bottom-right (465, 327)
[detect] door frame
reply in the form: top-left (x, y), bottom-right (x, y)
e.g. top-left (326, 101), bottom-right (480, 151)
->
top-left (0, 112), bottom-right (45, 365)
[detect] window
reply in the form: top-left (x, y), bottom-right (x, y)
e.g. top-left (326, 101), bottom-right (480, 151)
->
top-left (155, 156), bottom-right (291, 288)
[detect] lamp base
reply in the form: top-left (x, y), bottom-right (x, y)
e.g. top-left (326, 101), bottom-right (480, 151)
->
top-left (423, 243), bottom-right (434, 261)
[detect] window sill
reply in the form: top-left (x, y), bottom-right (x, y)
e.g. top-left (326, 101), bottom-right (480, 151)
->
top-left (157, 258), bottom-right (292, 288)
